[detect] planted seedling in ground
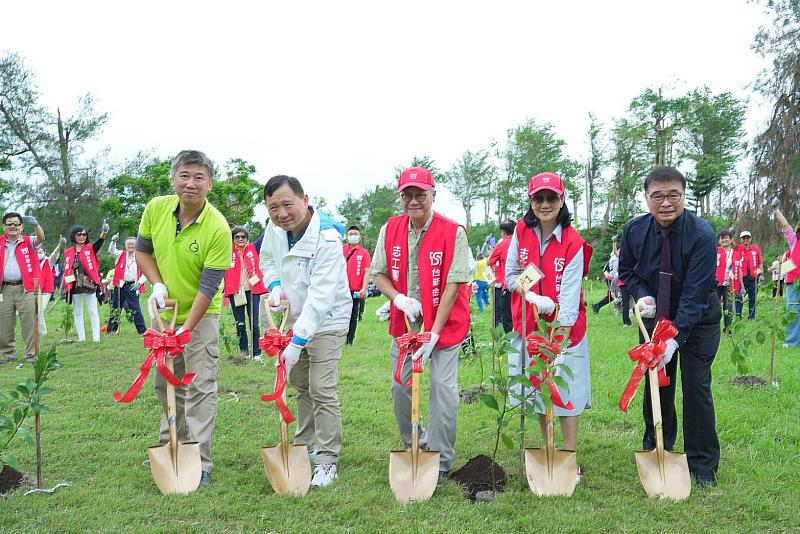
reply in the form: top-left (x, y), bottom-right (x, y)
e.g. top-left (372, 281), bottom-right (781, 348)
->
top-left (0, 347), bottom-right (62, 494)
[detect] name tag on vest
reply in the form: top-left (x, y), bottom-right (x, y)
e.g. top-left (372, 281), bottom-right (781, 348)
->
top-left (517, 263), bottom-right (544, 292)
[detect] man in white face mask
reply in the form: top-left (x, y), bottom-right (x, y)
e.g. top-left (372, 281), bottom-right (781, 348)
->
top-left (343, 225), bottom-right (371, 344)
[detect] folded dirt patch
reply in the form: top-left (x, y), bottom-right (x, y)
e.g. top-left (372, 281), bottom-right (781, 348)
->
top-left (0, 465), bottom-right (25, 495)
top-left (729, 375), bottom-right (767, 388)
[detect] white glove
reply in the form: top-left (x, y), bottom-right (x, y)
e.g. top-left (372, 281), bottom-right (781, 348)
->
top-left (771, 198), bottom-right (780, 211)
top-left (147, 282), bottom-right (168, 318)
top-left (658, 338), bottom-right (679, 371)
top-left (393, 293), bottom-right (422, 322)
top-left (101, 218), bottom-right (110, 233)
top-left (524, 291), bottom-right (556, 315)
top-left (281, 343), bottom-right (302, 376)
top-left (551, 354), bottom-right (566, 376)
top-left (269, 285), bottom-right (286, 312)
top-left (58, 235), bottom-right (67, 248)
top-left (23, 215), bottom-right (39, 226)
top-left (636, 296), bottom-right (656, 319)
top-left (471, 281), bottom-right (479, 294)
top-left (412, 332), bottom-right (440, 362)
top-left (175, 326), bottom-right (187, 336)
top-left (110, 233), bottom-right (119, 242)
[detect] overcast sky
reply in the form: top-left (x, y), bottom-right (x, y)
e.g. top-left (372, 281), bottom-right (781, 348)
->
top-left (1, 0), bottom-right (771, 224)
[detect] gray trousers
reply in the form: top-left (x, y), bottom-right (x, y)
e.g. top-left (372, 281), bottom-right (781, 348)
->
top-left (0, 284), bottom-right (36, 361)
top-left (156, 314), bottom-right (220, 472)
top-left (290, 329), bottom-right (346, 465)
top-left (390, 340), bottom-right (460, 472)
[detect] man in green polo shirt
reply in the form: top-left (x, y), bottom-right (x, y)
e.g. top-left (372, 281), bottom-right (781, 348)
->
top-left (136, 149), bottom-right (232, 487)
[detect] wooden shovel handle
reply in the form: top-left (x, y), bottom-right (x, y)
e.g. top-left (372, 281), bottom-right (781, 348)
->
top-left (150, 299), bottom-right (179, 333)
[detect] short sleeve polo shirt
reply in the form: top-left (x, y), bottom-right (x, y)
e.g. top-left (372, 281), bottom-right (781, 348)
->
top-left (139, 195), bottom-right (232, 323)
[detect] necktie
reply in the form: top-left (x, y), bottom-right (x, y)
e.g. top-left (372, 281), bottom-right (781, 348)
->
top-left (656, 228), bottom-right (671, 320)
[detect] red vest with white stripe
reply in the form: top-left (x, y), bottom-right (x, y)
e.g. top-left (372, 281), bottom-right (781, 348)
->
top-left (0, 235), bottom-right (40, 291)
top-left (715, 247), bottom-right (727, 287)
top-left (113, 251), bottom-right (145, 294)
top-left (385, 212), bottom-right (470, 348)
top-left (63, 245), bottom-right (101, 292)
top-left (223, 243), bottom-right (267, 296)
top-left (510, 221), bottom-right (592, 348)
top-left (343, 244), bottom-right (371, 292)
top-left (39, 258), bottom-right (55, 294)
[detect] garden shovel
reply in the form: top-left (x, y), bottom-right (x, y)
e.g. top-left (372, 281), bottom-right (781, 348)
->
top-left (524, 303), bottom-right (577, 497)
top-left (389, 355), bottom-right (439, 503)
top-left (261, 303), bottom-right (312, 496)
top-left (633, 306), bottom-right (691, 500)
top-left (147, 300), bottom-right (202, 495)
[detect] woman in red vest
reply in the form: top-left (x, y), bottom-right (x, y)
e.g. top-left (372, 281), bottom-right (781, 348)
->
top-left (223, 226), bottom-right (267, 359)
top-left (63, 223), bottom-right (108, 342)
top-left (715, 229), bottom-right (735, 333)
top-left (774, 205), bottom-right (800, 346)
top-left (35, 239), bottom-right (65, 335)
top-left (505, 172), bottom-right (592, 483)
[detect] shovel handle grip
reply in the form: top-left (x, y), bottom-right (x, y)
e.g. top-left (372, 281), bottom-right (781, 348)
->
top-left (151, 299), bottom-right (180, 332)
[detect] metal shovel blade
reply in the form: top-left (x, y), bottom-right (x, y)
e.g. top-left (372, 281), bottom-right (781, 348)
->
top-left (524, 447), bottom-right (578, 496)
top-left (262, 442), bottom-right (312, 496)
top-left (634, 449), bottom-right (691, 500)
top-left (148, 441), bottom-right (202, 495)
top-left (389, 448), bottom-right (440, 503)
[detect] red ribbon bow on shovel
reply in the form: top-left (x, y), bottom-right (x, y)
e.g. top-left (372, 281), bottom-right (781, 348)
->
top-left (618, 318), bottom-right (678, 412)
top-left (113, 328), bottom-right (194, 403)
top-left (526, 332), bottom-right (574, 410)
top-left (393, 330), bottom-right (431, 386)
top-left (258, 327), bottom-right (296, 424)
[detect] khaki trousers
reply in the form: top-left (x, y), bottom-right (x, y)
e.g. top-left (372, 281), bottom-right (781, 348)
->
top-left (289, 329), bottom-right (346, 465)
top-left (0, 284), bottom-right (36, 361)
top-left (390, 340), bottom-right (460, 472)
top-left (155, 314), bottom-right (220, 472)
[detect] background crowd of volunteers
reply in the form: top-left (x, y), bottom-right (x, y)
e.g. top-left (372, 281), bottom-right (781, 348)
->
top-left (3, 150), bottom-right (799, 492)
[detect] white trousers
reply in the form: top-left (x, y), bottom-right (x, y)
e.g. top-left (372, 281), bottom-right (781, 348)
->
top-left (72, 292), bottom-right (100, 342)
top-left (38, 293), bottom-right (52, 335)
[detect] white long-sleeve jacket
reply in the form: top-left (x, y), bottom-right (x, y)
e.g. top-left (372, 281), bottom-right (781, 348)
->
top-left (259, 210), bottom-right (352, 341)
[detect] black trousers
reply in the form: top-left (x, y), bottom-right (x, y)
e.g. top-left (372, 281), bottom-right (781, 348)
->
top-left (641, 289), bottom-right (721, 476)
top-left (716, 285), bottom-right (733, 331)
top-left (735, 275), bottom-right (757, 319)
top-left (347, 297), bottom-right (365, 344)
top-left (230, 291), bottom-right (261, 355)
top-left (493, 287), bottom-right (513, 333)
top-left (108, 282), bottom-right (147, 334)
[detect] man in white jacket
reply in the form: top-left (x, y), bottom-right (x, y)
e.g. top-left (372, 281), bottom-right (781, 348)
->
top-left (259, 175), bottom-right (351, 488)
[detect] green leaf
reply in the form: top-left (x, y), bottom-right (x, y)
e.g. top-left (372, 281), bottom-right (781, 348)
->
top-left (557, 364), bottom-right (574, 380)
top-left (479, 393), bottom-right (500, 412)
top-left (37, 387), bottom-right (53, 396)
top-left (755, 331), bottom-right (766, 345)
top-left (552, 375), bottom-right (570, 393)
top-left (17, 425), bottom-right (34, 447)
top-left (500, 432), bottom-right (514, 450)
top-left (0, 452), bottom-right (20, 470)
top-left (13, 407), bottom-right (25, 425)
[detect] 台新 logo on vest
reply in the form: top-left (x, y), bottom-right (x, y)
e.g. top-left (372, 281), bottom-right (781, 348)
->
top-left (554, 258), bottom-right (565, 272)
top-left (429, 251), bottom-right (443, 266)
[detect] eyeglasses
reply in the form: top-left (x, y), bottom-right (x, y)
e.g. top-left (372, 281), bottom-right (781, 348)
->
top-left (234, 235), bottom-right (247, 240)
top-left (399, 191), bottom-right (430, 202)
top-left (3, 222), bottom-right (21, 228)
top-left (76, 232), bottom-right (88, 237)
top-left (530, 194), bottom-right (561, 205)
top-left (648, 191), bottom-right (683, 204)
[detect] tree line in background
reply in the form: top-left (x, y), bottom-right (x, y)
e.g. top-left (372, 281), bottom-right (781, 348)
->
top-left (1, 0), bottom-right (797, 277)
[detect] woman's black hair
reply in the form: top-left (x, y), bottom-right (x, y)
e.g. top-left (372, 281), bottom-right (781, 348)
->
top-left (522, 202), bottom-right (572, 229)
top-left (69, 225), bottom-right (88, 244)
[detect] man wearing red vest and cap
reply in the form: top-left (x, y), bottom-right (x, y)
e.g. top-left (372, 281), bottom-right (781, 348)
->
top-left (732, 230), bottom-right (763, 320)
top-left (343, 225), bottom-right (371, 345)
top-left (1, 212), bottom-right (45, 364)
top-left (372, 167), bottom-right (471, 485)
top-left (107, 235), bottom-right (148, 335)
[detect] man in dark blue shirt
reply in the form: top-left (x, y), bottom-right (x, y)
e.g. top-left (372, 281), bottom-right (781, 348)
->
top-left (619, 166), bottom-right (721, 487)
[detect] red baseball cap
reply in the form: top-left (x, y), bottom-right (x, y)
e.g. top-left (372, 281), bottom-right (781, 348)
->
top-left (528, 172), bottom-right (565, 196)
top-left (398, 167), bottom-right (436, 191)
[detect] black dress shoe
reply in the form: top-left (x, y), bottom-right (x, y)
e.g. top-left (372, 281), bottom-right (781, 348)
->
top-left (695, 472), bottom-right (717, 487)
top-left (437, 470), bottom-right (449, 486)
top-left (199, 471), bottom-right (212, 486)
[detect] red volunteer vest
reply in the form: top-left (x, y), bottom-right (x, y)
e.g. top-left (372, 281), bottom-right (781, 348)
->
top-left (788, 244), bottom-right (800, 284)
top-left (715, 247), bottom-right (727, 287)
top-left (112, 252), bottom-right (145, 294)
top-left (489, 237), bottom-right (511, 289)
top-left (510, 221), bottom-right (592, 348)
top-left (63, 245), bottom-right (102, 292)
top-left (0, 235), bottom-right (40, 292)
top-left (385, 212), bottom-right (470, 348)
top-left (223, 244), bottom-right (267, 296)
top-left (343, 244), bottom-right (371, 292)
top-left (39, 258), bottom-right (55, 294)
top-left (735, 244), bottom-right (762, 277)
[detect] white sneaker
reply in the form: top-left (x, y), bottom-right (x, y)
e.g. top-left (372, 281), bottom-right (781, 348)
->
top-left (311, 463), bottom-right (337, 487)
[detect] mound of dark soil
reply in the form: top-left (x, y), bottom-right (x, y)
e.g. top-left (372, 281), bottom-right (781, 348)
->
top-left (730, 375), bottom-right (768, 388)
top-left (0, 466), bottom-right (24, 495)
top-left (451, 454), bottom-right (507, 501)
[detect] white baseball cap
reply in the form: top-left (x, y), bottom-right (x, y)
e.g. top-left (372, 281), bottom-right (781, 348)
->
top-left (739, 230), bottom-right (752, 238)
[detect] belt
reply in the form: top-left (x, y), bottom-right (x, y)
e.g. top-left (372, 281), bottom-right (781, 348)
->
top-left (1, 280), bottom-right (23, 286)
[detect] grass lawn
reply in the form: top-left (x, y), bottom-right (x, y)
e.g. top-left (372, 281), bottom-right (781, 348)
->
top-left (1, 282), bottom-right (799, 533)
